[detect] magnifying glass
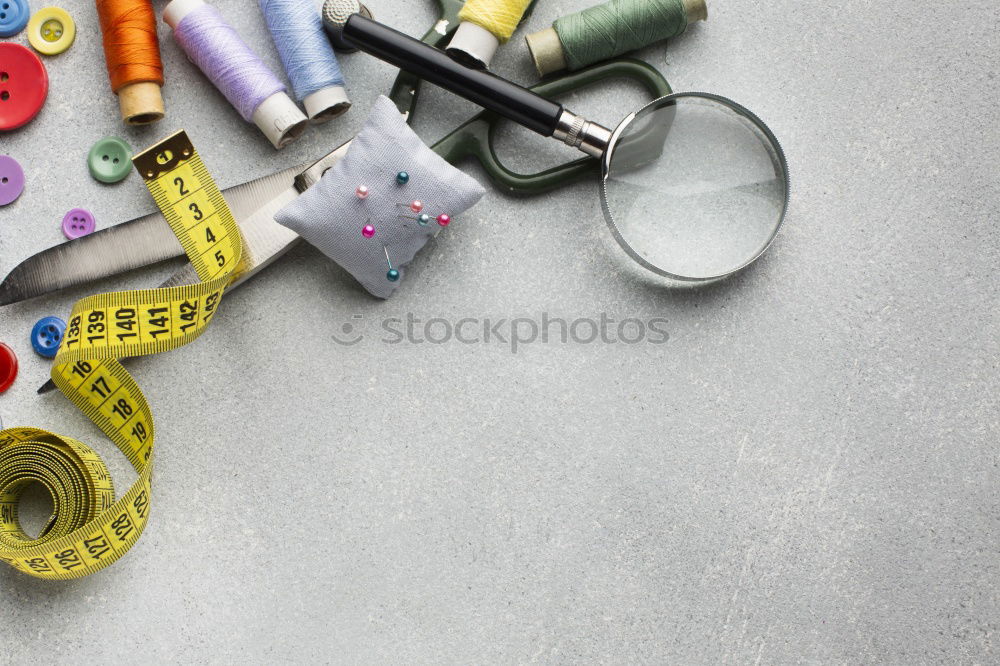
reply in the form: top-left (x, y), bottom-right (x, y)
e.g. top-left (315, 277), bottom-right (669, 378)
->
top-left (343, 16), bottom-right (789, 283)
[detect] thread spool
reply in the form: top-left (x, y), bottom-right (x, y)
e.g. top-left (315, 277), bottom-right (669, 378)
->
top-left (163, 0), bottom-right (308, 149)
top-left (95, 0), bottom-right (166, 125)
top-left (260, 0), bottom-right (350, 123)
top-left (526, 0), bottom-right (708, 77)
top-left (446, 0), bottom-right (533, 70)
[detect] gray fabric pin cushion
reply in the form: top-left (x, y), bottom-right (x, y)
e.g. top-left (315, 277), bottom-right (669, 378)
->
top-left (275, 95), bottom-right (487, 299)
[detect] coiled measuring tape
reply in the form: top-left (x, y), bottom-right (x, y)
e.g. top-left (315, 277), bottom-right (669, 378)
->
top-left (0, 131), bottom-right (242, 579)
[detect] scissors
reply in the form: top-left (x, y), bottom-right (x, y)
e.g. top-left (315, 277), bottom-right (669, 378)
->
top-left (0, 0), bottom-right (672, 393)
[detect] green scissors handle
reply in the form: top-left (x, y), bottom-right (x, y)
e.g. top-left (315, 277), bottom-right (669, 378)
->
top-left (382, 0), bottom-right (669, 194)
top-left (431, 59), bottom-right (673, 194)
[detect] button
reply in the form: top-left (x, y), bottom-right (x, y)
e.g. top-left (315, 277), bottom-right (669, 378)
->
top-left (0, 43), bottom-right (49, 131)
top-left (27, 7), bottom-right (75, 56)
top-left (30, 316), bottom-right (65, 358)
top-left (0, 342), bottom-right (18, 393)
top-left (0, 155), bottom-right (25, 206)
top-left (62, 208), bottom-right (96, 239)
top-left (87, 137), bottom-right (132, 184)
top-left (0, 0), bottom-right (30, 38)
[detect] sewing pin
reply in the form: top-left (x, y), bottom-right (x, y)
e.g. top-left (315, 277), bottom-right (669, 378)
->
top-left (398, 211), bottom-right (452, 227)
top-left (396, 200), bottom-right (424, 213)
top-left (384, 246), bottom-right (400, 282)
top-left (398, 212), bottom-right (432, 227)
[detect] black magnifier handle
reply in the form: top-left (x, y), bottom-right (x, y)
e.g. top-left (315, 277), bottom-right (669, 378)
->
top-left (343, 14), bottom-right (612, 158)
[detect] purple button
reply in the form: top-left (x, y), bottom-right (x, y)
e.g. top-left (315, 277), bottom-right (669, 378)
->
top-left (62, 208), bottom-right (96, 239)
top-left (0, 155), bottom-right (26, 206)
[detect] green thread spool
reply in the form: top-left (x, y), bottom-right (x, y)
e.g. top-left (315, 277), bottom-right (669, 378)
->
top-left (526, 0), bottom-right (707, 76)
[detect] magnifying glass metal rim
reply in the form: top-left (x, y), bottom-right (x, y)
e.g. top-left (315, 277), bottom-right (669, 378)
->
top-left (599, 91), bottom-right (791, 283)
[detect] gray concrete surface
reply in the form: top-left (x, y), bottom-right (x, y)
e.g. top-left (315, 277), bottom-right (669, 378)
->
top-left (1, 0), bottom-right (998, 663)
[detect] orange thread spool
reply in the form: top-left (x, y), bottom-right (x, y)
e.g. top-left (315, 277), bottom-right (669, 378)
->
top-left (96, 0), bottom-right (165, 125)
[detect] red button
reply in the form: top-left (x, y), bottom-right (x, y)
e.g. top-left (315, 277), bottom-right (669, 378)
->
top-left (0, 43), bottom-right (49, 131)
top-left (0, 342), bottom-right (17, 393)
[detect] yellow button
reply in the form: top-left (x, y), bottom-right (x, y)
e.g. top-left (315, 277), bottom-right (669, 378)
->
top-left (27, 7), bottom-right (75, 56)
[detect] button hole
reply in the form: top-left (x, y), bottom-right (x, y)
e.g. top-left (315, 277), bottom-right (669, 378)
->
top-left (0, 72), bottom-right (7, 82)
top-left (0, 92), bottom-right (9, 101)
top-left (102, 155), bottom-right (109, 161)
top-left (1, 177), bottom-right (7, 184)
top-left (112, 158), bottom-right (119, 164)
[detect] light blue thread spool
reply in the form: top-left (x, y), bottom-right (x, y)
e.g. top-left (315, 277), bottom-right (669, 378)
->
top-left (259, 0), bottom-right (351, 122)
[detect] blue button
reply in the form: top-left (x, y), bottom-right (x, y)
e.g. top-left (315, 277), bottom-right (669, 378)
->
top-left (31, 316), bottom-right (65, 358)
top-left (0, 0), bottom-right (30, 38)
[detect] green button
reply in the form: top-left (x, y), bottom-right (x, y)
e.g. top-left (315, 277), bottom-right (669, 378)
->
top-left (87, 137), bottom-right (132, 184)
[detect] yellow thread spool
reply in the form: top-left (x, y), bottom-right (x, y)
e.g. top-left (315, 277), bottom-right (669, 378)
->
top-left (447, 0), bottom-right (533, 69)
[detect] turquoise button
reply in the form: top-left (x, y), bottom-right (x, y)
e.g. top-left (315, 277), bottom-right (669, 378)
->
top-left (87, 137), bottom-right (132, 184)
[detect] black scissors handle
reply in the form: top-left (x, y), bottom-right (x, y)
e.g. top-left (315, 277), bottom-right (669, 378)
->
top-left (430, 59), bottom-right (672, 194)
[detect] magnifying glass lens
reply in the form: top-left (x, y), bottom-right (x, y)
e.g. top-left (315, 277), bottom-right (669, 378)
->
top-left (602, 94), bottom-right (788, 281)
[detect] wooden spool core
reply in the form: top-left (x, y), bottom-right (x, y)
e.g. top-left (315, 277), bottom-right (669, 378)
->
top-left (119, 82), bottom-right (165, 126)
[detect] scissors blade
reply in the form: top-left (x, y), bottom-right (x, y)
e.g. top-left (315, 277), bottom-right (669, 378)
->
top-left (32, 191), bottom-right (303, 396)
top-left (161, 139), bottom-right (355, 291)
top-left (159, 139), bottom-right (354, 290)
top-left (0, 165), bottom-right (304, 307)
top-left (157, 187), bottom-right (303, 291)
top-left (34, 141), bottom-right (355, 396)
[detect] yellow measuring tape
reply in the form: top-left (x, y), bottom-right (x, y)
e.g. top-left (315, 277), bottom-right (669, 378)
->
top-left (0, 131), bottom-right (241, 579)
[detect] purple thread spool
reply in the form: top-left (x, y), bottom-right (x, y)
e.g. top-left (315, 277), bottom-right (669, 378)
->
top-left (163, 0), bottom-right (308, 149)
